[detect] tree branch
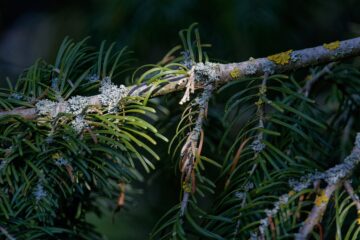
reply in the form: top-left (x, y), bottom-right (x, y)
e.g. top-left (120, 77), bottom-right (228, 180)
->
top-left (296, 133), bottom-right (360, 240)
top-left (1, 37), bottom-right (360, 119)
top-left (179, 83), bottom-right (214, 215)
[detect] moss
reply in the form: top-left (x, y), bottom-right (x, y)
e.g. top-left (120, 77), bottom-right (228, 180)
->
top-left (267, 50), bottom-right (293, 65)
top-left (323, 41), bottom-right (340, 50)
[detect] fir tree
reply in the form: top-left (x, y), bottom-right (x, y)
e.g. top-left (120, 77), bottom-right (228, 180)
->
top-left (0, 24), bottom-right (360, 239)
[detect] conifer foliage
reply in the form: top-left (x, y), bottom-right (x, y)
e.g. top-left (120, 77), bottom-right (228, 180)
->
top-left (0, 24), bottom-right (360, 239)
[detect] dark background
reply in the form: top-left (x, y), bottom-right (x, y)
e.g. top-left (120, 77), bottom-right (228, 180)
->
top-left (1, 0), bottom-right (360, 239)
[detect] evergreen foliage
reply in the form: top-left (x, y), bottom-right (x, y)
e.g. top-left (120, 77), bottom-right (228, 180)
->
top-left (0, 24), bottom-right (360, 239)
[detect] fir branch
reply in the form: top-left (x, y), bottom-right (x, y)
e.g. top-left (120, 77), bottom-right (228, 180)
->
top-left (1, 37), bottom-right (360, 119)
top-left (179, 83), bottom-right (214, 215)
top-left (296, 133), bottom-right (360, 240)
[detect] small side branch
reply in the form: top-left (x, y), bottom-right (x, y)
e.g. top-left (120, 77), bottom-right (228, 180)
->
top-left (344, 181), bottom-right (360, 212)
top-left (296, 133), bottom-right (360, 240)
top-left (299, 62), bottom-right (336, 97)
top-left (179, 84), bottom-right (214, 215)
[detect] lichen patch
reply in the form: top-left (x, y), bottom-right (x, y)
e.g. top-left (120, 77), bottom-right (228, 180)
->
top-left (267, 50), bottom-right (293, 65)
top-left (323, 41), bottom-right (340, 50)
top-left (314, 190), bottom-right (329, 206)
top-left (230, 68), bottom-right (241, 79)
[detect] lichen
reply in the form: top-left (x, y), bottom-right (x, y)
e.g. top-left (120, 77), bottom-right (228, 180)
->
top-left (230, 68), bottom-right (241, 79)
top-left (33, 182), bottom-right (47, 201)
top-left (182, 181), bottom-right (192, 193)
top-left (8, 92), bottom-right (24, 100)
top-left (243, 181), bottom-right (254, 191)
top-left (36, 99), bottom-right (58, 117)
top-left (70, 115), bottom-right (88, 133)
top-left (263, 64), bottom-right (275, 75)
top-left (314, 190), bottom-right (329, 206)
top-left (194, 62), bottom-right (220, 83)
top-left (245, 64), bottom-right (257, 75)
top-left (267, 50), bottom-right (293, 65)
top-left (65, 96), bottom-right (90, 115)
top-left (235, 191), bottom-right (246, 200)
top-left (52, 153), bottom-right (69, 166)
top-left (291, 52), bottom-right (301, 62)
top-left (250, 139), bottom-right (265, 153)
top-left (86, 74), bottom-right (99, 83)
top-left (99, 77), bottom-right (129, 112)
top-left (181, 50), bottom-right (194, 69)
top-left (323, 41), bottom-right (340, 50)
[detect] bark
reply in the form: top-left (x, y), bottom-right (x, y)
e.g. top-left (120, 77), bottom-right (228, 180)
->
top-left (1, 37), bottom-right (360, 119)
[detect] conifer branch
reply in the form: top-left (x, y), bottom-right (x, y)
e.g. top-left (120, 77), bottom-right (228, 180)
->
top-left (296, 133), bottom-right (360, 240)
top-left (179, 83), bottom-right (214, 216)
top-left (0, 37), bottom-right (360, 119)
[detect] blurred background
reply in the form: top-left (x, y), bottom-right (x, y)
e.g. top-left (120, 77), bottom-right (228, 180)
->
top-left (1, 0), bottom-right (360, 239)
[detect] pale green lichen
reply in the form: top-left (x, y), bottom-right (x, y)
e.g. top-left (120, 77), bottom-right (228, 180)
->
top-left (36, 99), bottom-right (58, 117)
top-left (194, 62), bottom-right (220, 83)
top-left (33, 181), bottom-right (47, 202)
top-left (267, 50), bottom-right (293, 65)
top-left (99, 77), bottom-right (128, 112)
top-left (70, 115), bottom-right (88, 133)
top-left (65, 96), bottom-right (90, 115)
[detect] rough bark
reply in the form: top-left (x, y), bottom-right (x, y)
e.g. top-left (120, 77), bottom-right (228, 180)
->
top-left (1, 37), bottom-right (360, 119)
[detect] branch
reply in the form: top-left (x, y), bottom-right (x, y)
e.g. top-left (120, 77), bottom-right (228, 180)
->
top-left (299, 62), bottom-right (337, 97)
top-left (296, 133), bottom-right (360, 240)
top-left (179, 83), bottom-right (214, 215)
top-left (1, 37), bottom-right (360, 119)
top-left (344, 180), bottom-right (360, 212)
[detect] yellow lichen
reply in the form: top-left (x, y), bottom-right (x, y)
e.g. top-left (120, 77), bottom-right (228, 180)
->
top-left (323, 41), bottom-right (340, 50)
top-left (52, 153), bottom-right (61, 159)
top-left (288, 190), bottom-right (295, 197)
top-left (182, 181), bottom-right (192, 193)
top-left (259, 85), bottom-right (267, 95)
top-left (255, 98), bottom-right (264, 106)
top-left (267, 50), bottom-right (293, 65)
top-left (230, 68), bottom-right (241, 79)
top-left (314, 190), bottom-right (329, 206)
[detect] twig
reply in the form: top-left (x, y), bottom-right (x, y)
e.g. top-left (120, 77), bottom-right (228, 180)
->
top-left (0, 225), bottom-right (16, 240)
top-left (296, 133), bottom-right (360, 240)
top-left (299, 62), bottom-right (337, 97)
top-left (1, 37), bottom-right (360, 119)
top-left (249, 72), bottom-right (269, 175)
top-left (344, 180), bottom-right (360, 211)
top-left (179, 84), bottom-right (214, 216)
